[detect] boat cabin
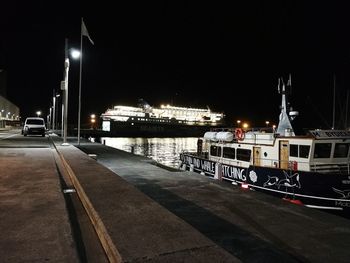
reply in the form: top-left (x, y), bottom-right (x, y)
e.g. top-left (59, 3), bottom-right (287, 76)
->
top-left (203, 129), bottom-right (350, 174)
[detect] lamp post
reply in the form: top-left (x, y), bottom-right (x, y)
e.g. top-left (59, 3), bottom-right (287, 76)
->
top-left (52, 93), bottom-right (60, 130)
top-left (48, 108), bottom-right (52, 130)
top-left (61, 38), bottom-right (70, 145)
top-left (36, 111), bottom-right (41, 117)
top-left (61, 39), bottom-right (80, 146)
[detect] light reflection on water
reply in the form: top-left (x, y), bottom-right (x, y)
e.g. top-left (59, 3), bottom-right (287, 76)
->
top-left (100, 137), bottom-right (198, 168)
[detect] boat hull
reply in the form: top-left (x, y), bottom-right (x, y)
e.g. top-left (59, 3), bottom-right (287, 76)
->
top-left (102, 120), bottom-right (225, 137)
top-left (180, 153), bottom-right (350, 214)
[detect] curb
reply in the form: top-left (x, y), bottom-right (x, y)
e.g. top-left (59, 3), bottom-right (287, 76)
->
top-left (54, 145), bottom-right (123, 263)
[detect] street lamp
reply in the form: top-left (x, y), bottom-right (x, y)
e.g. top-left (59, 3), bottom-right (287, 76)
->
top-left (61, 39), bottom-right (80, 146)
top-left (52, 93), bottom-right (60, 130)
top-left (36, 111), bottom-right (41, 117)
top-left (236, 120), bottom-right (241, 127)
top-left (265, 121), bottom-right (270, 127)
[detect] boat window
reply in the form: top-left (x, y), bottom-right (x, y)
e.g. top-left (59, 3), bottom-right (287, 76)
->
top-left (334, 143), bottom-right (350, 158)
top-left (314, 143), bottom-right (332, 158)
top-left (290, 144), bottom-right (298, 157)
top-left (299, 145), bottom-right (310, 158)
top-left (223, 147), bottom-right (235, 159)
top-left (289, 144), bottom-right (310, 158)
top-left (237, 148), bottom-right (251, 162)
top-left (210, 145), bottom-right (222, 157)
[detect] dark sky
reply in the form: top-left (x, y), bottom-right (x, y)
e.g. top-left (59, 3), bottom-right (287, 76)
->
top-left (1, 1), bottom-right (350, 129)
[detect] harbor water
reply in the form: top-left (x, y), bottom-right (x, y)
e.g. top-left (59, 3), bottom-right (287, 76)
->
top-left (100, 137), bottom-right (198, 168)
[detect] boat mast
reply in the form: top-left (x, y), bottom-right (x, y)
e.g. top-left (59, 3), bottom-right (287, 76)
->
top-left (332, 74), bottom-right (336, 130)
top-left (345, 90), bottom-right (349, 130)
top-left (276, 75), bottom-right (295, 136)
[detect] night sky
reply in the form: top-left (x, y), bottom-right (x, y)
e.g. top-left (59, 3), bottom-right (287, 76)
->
top-left (1, 1), bottom-right (350, 129)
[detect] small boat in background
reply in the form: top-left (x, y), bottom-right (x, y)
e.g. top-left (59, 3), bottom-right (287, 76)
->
top-left (180, 76), bottom-right (350, 214)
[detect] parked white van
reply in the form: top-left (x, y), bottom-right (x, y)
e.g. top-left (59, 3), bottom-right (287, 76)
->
top-left (22, 117), bottom-right (46, 137)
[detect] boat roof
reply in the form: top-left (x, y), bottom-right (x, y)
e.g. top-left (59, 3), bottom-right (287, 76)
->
top-left (308, 130), bottom-right (350, 140)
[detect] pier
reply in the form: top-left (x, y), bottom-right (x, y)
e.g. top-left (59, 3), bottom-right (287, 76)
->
top-left (1, 129), bottom-right (350, 262)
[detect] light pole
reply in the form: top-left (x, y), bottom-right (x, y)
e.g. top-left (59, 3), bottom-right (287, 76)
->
top-left (78, 18), bottom-right (94, 145)
top-left (48, 108), bottom-right (52, 130)
top-left (62, 38), bottom-right (70, 146)
top-left (36, 111), bottom-right (41, 117)
top-left (52, 93), bottom-right (60, 130)
top-left (61, 39), bottom-right (80, 146)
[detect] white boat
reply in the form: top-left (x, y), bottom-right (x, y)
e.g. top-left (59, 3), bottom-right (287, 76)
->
top-left (180, 77), bottom-right (350, 214)
top-left (100, 100), bottom-right (225, 137)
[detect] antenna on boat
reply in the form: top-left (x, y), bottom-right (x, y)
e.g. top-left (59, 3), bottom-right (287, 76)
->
top-left (287, 74), bottom-right (292, 94)
top-left (276, 75), bottom-right (297, 136)
top-left (332, 74), bottom-right (336, 130)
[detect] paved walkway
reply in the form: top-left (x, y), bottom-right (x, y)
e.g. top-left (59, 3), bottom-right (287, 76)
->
top-left (0, 145), bottom-right (79, 262)
top-left (75, 141), bottom-right (350, 263)
top-left (2, 130), bottom-right (350, 262)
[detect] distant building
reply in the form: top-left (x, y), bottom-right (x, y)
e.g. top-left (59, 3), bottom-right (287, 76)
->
top-left (0, 69), bottom-right (20, 128)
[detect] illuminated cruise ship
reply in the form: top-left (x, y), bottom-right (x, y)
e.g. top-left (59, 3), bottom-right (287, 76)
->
top-left (100, 101), bottom-right (225, 137)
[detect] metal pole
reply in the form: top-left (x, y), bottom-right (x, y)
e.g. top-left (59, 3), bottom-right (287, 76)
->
top-left (62, 38), bottom-right (70, 145)
top-left (78, 17), bottom-right (83, 145)
top-left (48, 107), bottom-right (52, 130)
top-left (345, 90), bottom-right (349, 130)
top-left (52, 95), bottom-right (56, 130)
top-left (61, 103), bottom-right (64, 137)
top-left (332, 74), bottom-right (336, 130)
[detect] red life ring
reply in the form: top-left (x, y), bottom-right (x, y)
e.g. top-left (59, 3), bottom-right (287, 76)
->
top-left (235, 128), bottom-right (245, 140)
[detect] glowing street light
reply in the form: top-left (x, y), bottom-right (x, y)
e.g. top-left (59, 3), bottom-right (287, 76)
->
top-left (242, 122), bottom-right (249, 129)
top-left (70, 49), bottom-right (81, 59)
top-left (36, 111), bottom-right (41, 117)
top-left (265, 121), bottom-right (270, 127)
top-left (90, 114), bottom-right (96, 129)
top-left (52, 93), bottom-right (60, 130)
top-left (236, 120), bottom-right (241, 127)
top-left (61, 39), bottom-right (80, 146)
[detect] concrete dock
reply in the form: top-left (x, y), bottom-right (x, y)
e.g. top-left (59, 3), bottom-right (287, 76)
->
top-left (1, 129), bottom-right (350, 262)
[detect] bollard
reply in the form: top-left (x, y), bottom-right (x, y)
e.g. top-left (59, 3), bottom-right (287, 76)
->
top-left (214, 163), bottom-right (222, 180)
top-left (131, 146), bottom-right (135, 154)
top-left (190, 164), bottom-right (194, 172)
top-left (103, 139), bottom-right (106, 145)
top-left (181, 164), bottom-right (187, 171)
top-left (88, 154), bottom-right (97, 160)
